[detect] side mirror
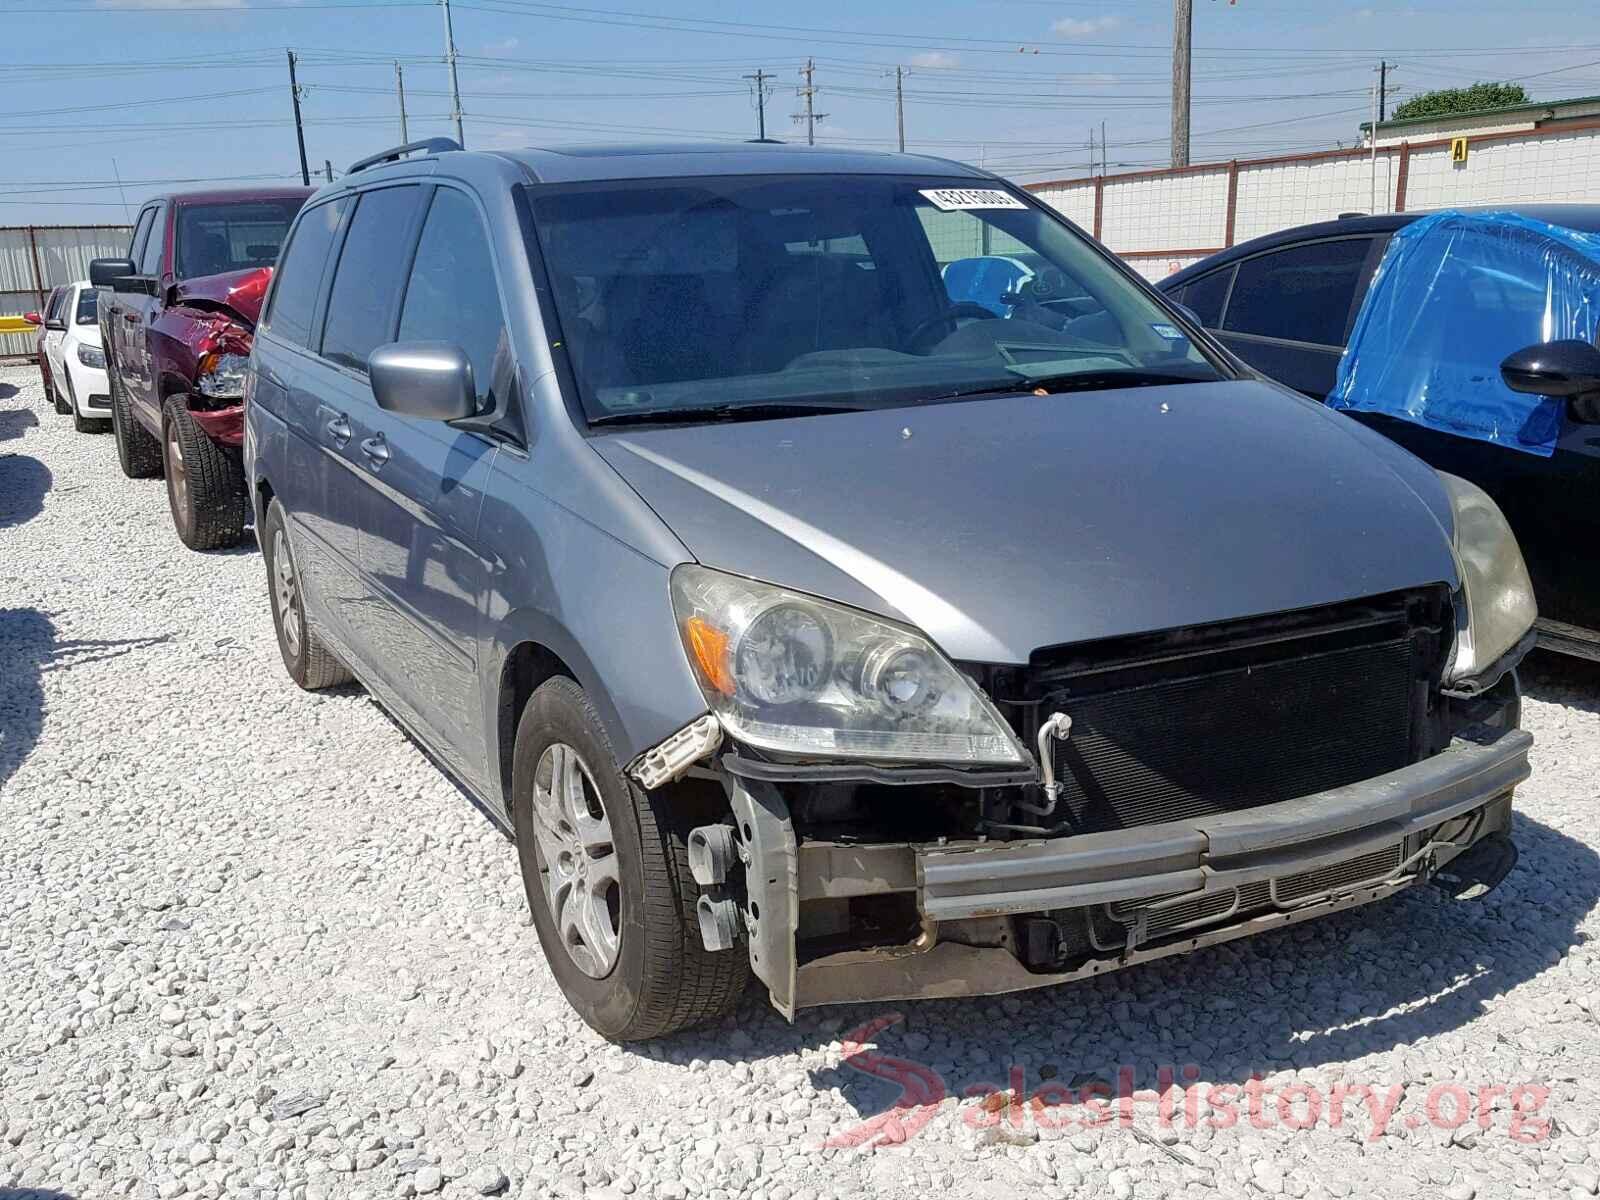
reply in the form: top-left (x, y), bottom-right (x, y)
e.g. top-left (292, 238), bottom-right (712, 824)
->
top-left (1172, 301), bottom-right (1203, 328)
top-left (22, 311), bottom-right (40, 326)
top-left (369, 342), bottom-right (477, 422)
top-left (89, 257), bottom-right (136, 288)
top-left (1500, 339), bottom-right (1600, 398)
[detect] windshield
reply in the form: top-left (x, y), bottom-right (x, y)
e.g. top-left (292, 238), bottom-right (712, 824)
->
top-left (527, 175), bottom-right (1221, 424)
top-left (175, 199), bottom-right (304, 280)
top-left (74, 288), bottom-right (98, 325)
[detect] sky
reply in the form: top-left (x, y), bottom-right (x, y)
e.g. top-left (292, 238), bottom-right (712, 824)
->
top-left (4, 0), bottom-right (1600, 226)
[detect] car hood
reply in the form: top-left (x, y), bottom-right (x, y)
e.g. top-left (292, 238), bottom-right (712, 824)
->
top-left (171, 266), bottom-right (273, 327)
top-left (594, 380), bottom-right (1460, 663)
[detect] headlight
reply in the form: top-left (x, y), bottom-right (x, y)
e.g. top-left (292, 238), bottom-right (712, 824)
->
top-left (671, 565), bottom-right (1027, 765)
top-left (1439, 471), bottom-right (1536, 681)
top-left (196, 351), bottom-right (249, 399)
top-left (76, 343), bottom-right (105, 369)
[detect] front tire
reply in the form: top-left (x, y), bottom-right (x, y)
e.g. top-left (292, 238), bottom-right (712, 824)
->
top-left (110, 370), bottom-right (162, 478)
top-left (161, 396), bottom-right (247, 550)
top-left (50, 375), bottom-right (70, 415)
top-left (512, 678), bottom-right (747, 1041)
top-left (261, 497), bottom-right (352, 690)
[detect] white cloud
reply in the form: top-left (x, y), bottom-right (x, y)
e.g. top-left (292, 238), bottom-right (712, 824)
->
top-left (909, 51), bottom-right (959, 69)
top-left (1051, 15), bottom-right (1119, 37)
top-left (486, 35), bottom-right (520, 51)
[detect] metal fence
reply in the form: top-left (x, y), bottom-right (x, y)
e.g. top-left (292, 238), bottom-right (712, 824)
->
top-left (1026, 120), bottom-right (1600, 281)
top-left (1, 224), bottom-right (132, 360)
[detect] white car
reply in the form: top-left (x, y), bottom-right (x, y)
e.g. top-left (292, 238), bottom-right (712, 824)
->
top-left (42, 281), bottom-right (111, 432)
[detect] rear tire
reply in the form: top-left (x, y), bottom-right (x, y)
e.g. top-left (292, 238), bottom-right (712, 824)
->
top-left (111, 370), bottom-right (162, 479)
top-left (512, 678), bottom-right (748, 1041)
top-left (162, 396), bottom-right (247, 551)
top-left (261, 497), bottom-right (353, 690)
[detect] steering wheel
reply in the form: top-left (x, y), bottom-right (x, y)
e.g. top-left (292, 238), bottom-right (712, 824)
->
top-left (906, 302), bottom-right (1001, 350)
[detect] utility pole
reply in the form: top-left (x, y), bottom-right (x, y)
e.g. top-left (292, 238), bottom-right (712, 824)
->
top-left (440, 0), bottom-right (465, 147)
top-left (1378, 59), bottom-right (1390, 122)
top-left (895, 65), bottom-right (906, 152)
top-left (324, 159), bottom-right (334, 183)
top-left (742, 68), bottom-right (771, 140)
top-left (396, 61), bottom-right (409, 142)
top-left (287, 50), bottom-right (310, 187)
top-left (793, 58), bottom-right (827, 146)
top-left (1101, 119), bottom-right (1107, 173)
top-left (1370, 70), bottom-right (1380, 213)
top-left (1171, 0), bottom-right (1192, 168)
top-left (1088, 126), bottom-right (1096, 176)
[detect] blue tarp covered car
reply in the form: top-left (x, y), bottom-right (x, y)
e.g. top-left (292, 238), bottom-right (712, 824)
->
top-left (1328, 209), bottom-right (1600, 457)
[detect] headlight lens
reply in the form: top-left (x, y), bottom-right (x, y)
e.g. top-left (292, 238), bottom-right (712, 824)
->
top-left (196, 351), bottom-right (249, 399)
top-left (76, 343), bottom-right (105, 369)
top-left (1439, 471), bottom-right (1537, 681)
top-left (671, 564), bottom-right (1026, 765)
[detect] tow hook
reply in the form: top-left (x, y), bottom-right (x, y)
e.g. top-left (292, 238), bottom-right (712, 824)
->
top-left (1430, 832), bottom-right (1518, 900)
top-left (1016, 711), bottom-right (1073, 817)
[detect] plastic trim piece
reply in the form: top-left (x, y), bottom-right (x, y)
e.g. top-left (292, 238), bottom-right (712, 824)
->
top-left (1441, 627), bottom-right (1537, 697)
top-left (719, 751), bottom-right (1036, 789)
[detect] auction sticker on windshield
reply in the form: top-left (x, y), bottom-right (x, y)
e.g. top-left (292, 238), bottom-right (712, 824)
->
top-left (919, 188), bottom-right (1027, 211)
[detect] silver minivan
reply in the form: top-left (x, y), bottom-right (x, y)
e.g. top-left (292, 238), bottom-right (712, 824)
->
top-left (246, 138), bottom-right (1535, 1040)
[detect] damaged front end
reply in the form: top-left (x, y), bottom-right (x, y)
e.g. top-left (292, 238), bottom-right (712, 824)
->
top-left (160, 267), bottom-right (271, 447)
top-left (635, 582), bottom-right (1530, 1018)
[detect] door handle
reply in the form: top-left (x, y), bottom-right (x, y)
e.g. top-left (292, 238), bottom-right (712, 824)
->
top-left (324, 413), bottom-right (351, 444)
top-left (359, 435), bottom-right (390, 467)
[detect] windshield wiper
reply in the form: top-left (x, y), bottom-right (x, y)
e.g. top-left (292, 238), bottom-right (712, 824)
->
top-left (589, 401), bottom-right (866, 428)
top-left (922, 368), bottom-right (1212, 405)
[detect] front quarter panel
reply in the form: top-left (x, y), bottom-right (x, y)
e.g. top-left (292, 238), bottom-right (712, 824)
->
top-left (477, 426), bottom-right (707, 809)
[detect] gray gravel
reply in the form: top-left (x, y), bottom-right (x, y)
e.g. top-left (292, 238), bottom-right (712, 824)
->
top-left (4, 359), bottom-right (1600, 1200)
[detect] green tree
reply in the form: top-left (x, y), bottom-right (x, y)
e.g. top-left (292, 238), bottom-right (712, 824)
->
top-left (1391, 82), bottom-right (1528, 122)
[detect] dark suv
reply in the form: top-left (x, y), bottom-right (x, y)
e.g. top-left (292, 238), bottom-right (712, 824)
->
top-left (91, 187), bottom-right (311, 549)
top-left (248, 139), bottom-right (1534, 1040)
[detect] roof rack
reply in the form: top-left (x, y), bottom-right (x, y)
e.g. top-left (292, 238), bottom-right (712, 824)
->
top-left (346, 137), bottom-right (462, 176)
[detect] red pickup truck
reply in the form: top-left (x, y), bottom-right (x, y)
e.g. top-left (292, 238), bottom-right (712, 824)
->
top-left (91, 187), bottom-right (311, 549)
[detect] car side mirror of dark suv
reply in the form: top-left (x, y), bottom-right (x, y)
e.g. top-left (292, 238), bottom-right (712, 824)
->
top-left (89, 257), bottom-right (136, 288)
top-left (1501, 339), bottom-right (1600, 424)
top-left (369, 342), bottom-right (477, 422)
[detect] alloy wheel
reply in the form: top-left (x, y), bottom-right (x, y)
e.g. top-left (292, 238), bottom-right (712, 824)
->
top-left (164, 420), bottom-right (189, 534)
top-left (272, 528), bottom-right (303, 658)
top-left (528, 743), bottom-right (622, 977)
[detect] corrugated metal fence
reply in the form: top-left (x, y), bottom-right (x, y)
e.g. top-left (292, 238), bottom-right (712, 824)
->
top-left (1, 224), bottom-right (132, 360)
top-left (1027, 120), bottom-right (1600, 281)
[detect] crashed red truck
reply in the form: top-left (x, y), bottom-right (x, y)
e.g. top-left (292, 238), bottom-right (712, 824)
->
top-left (90, 188), bottom-right (311, 550)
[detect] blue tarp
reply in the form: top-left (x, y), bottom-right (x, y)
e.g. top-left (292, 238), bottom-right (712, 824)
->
top-left (941, 255), bottom-right (1034, 316)
top-left (1329, 209), bottom-right (1600, 456)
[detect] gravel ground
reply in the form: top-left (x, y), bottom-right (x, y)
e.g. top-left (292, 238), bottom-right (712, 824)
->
top-left (3, 359), bottom-right (1600, 1200)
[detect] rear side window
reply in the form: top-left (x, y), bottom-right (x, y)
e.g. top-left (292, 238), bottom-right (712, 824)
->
top-left (397, 188), bottom-right (507, 409)
top-left (74, 289), bottom-right (98, 325)
top-left (1178, 267), bottom-right (1232, 328)
top-left (1222, 237), bottom-right (1374, 347)
top-left (45, 287), bottom-right (66, 322)
top-left (265, 198), bottom-right (347, 350)
top-left (321, 186), bottom-right (423, 374)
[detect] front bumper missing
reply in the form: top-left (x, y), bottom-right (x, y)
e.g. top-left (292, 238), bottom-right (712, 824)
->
top-left (727, 727), bottom-right (1530, 1016)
